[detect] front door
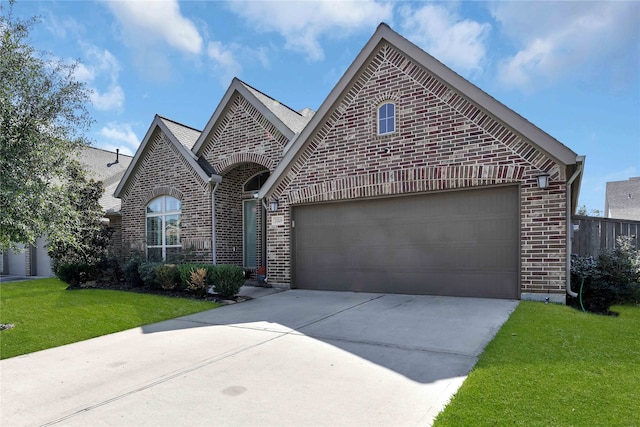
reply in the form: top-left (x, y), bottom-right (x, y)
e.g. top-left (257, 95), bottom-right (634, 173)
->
top-left (243, 199), bottom-right (257, 268)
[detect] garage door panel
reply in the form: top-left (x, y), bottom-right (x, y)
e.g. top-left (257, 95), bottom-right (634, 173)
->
top-left (293, 186), bottom-right (519, 299)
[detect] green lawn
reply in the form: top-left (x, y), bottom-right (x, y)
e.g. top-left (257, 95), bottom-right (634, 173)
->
top-left (434, 301), bottom-right (640, 427)
top-left (0, 278), bottom-right (219, 359)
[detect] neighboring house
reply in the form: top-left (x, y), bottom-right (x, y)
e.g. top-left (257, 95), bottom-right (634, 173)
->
top-left (604, 177), bottom-right (640, 220)
top-left (114, 24), bottom-right (584, 303)
top-left (0, 146), bottom-right (132, 277)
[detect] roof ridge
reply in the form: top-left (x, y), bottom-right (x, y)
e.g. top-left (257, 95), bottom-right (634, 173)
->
top-left (157, 115), bottom-right (202, 133)
top-left (83, 145), bottom-right (134, 159)
top-left (237, 79), bottom-right (303, 118)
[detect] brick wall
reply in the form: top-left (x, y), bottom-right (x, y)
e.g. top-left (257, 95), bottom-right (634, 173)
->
top-left (200, 92), bottom-right (291, 269)
top-left (119, 129), bottom-right (213, 262)
top-left (267, 42), bottom-right (567, 297)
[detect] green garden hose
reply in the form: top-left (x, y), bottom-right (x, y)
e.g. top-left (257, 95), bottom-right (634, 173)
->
top-left (579, 278), bottom-right (586, 312)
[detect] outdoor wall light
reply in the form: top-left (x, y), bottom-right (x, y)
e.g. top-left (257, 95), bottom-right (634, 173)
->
top-left (536, 172), bottom-right (550, 190)
top-left (269, 198), bottom-right (279, 212)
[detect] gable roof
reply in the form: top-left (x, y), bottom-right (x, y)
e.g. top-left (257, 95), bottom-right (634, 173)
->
top-left (192, 78), bottom-right (312, 156)
top-left (605, 177), bottom-right (640, 220)
top-left (258, 23), bottom-right (580, 200)
top-left (159, 116), bottom-right (201, 150)
top-left (77, 146), bottom-right (133, 214)
top-left (114, 115), bottom-right (221, 199)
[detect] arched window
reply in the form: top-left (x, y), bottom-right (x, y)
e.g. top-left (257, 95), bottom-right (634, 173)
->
top-left (146, 196), bottom-right (181, 261)
top-left (244, 171), bottom-right (270, 192)
top-left (378, 102), bottom-right (395, 135)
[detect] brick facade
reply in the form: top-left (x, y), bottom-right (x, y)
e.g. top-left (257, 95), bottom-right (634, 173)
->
top-left (117, 27), bottom-right (579, 301)
top-left (119, 129), bottom-right (213, 262)
top-left (266, 42), bottom-right (568, 298)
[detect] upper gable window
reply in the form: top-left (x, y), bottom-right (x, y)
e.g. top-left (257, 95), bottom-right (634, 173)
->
top-left (378, 102), bottom-right (396, 135)
top-left (244, 171), bottom-right (270, 192)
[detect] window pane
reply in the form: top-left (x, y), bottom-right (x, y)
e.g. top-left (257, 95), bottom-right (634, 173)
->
top-left (147, 248), bottom-right (163, 262)
top-left (165, 214), bottom-right (181, 245)
top-left (166, 247), bottom-right (182, 263)
top-left (165, 196), bottom-right (181, 212)
top-left (147, 217), bottom-right (162, 246)
top-left (379, 119), bottom-right (387, 134)
top-left (147, 198), bottom-right (162, 213)
top-left (386, 117), bottom-right (395, 133)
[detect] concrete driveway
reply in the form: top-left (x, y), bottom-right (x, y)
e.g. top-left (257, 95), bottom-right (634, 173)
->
top-left (1, 289), bottom-right (518, 426)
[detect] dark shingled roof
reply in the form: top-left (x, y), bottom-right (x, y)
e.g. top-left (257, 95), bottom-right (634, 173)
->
top-left (76, 146), bottom-right (133, 213)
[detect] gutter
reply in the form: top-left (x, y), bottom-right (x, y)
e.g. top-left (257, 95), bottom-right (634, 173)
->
top-left (566, 156), bottom-right (585, 297)
top-left (210, 179), bottom-right (220, 265)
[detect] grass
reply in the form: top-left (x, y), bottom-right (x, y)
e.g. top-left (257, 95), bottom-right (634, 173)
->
top-left (0, 278), bottom-right (219, 360)
top-left (434, 301), bottom-right (640, 427)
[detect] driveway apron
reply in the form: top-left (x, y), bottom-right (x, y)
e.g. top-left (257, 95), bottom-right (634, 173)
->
top-left (0, 290), bottom-right (518, 427)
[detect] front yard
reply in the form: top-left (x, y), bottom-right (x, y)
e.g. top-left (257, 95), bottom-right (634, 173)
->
top-left (0, 278), bottom-right (219, 359)
top-left (434, 301), bottom-right (640, 426)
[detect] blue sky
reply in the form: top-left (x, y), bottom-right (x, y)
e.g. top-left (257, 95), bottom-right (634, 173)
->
top-left (9, 0), bottom-right (640, 212)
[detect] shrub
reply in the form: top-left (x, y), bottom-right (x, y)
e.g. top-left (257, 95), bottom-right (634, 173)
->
top-left (155, 264), bottom-right (180, 290)
top-left (122, 256), bottom-right (144, 287)
top-left (138, 262), bottom-right (161, 289)
top-left (55, 263), bottom-right (98, 287)
top-left (213, 264), bottom-right (244, 298)
top-left (188, 268), bottom-right (208, 297)
top-left (571, 237), bottom-right (640, 313)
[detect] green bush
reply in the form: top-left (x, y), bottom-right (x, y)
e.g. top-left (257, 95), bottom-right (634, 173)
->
top-left (213, 264), bottom-right (244, 298)
top-left (122, 256), bottom-right (144, 287)
top-left (177, 264), bottom-right (197, 291)
top-left (571, 237), bottom-right (640, 313)
top-left (156, 264), bottom-right (180, 290)
top-left (138, 262), bottom-right (161, 289)
top-left (55, 263), bottom-right (98, 287)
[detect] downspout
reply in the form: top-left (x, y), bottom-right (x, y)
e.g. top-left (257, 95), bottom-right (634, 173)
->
top-left (566, 156), bottom-right (585, 298)
top-left (210, 178), bottom-right (220, 265)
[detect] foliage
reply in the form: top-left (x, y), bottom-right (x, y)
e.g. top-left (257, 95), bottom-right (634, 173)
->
top-left (0, 278), bottom-right (219, 359)
top-left (434, 302), bottom-right (640, 427)
top-left (213, 264), bottom-right (244, 298)
top-left (575, 204), bottom-right (603, 217)
top-left (0, 1), bottom-right (93, 251)
top-left (155, 264), bottom-right (180, 290)
top-left (570, 236), bottom-right (640, 313)
top-left (138, 262), bottom-right (161, 289)
top-left (187, 268), bottom-right (208, 297)
top-left (47, 162), bottom-right (112, 271)
top-left (54, 262), bottom-right (98, 287)
top-left (122, 256), bottom-right (144, 287)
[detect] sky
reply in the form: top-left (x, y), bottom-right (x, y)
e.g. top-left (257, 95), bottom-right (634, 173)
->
top-left (7, 0), bottom-right (640, 213)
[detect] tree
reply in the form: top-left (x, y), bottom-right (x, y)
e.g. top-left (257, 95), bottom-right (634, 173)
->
top-left (47, 161), bottom-right (113, 271)
top-left (576, 205), bottom-right (603, 217)
top-left (0, 1), bottom-right (93, 251)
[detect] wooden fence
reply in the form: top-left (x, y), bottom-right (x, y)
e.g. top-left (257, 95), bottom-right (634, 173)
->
top-left (571, 215), bottom-right (640, 257)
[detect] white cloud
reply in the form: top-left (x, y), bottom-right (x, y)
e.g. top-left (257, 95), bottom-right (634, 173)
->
top-left (492, 2), bottom-right (640, 90)
top-left (208, 41), bottom-right (242, 85)
top-left (398, 4), bottom-right (490, 76)
top-left (227, 0), bottom-right (392, 61)
top-left (73, 46), bottom-right (124, 111)
top-left (105, 0), bottom-right (203, 55)
top-left (99, 123), bottom-right (140, 155)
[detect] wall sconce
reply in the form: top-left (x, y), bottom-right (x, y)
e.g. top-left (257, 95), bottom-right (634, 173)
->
top-left (269, 198), bottom-right (279, 212)
top-left (536, 173), bottom-right (550, 190)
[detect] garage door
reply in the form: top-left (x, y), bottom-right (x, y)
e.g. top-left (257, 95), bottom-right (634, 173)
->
top-left (292, 186), bottom-right (519, 299)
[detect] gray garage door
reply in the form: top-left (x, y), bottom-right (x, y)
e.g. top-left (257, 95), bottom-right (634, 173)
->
top-left (292, 186), bottom-right (519, 299)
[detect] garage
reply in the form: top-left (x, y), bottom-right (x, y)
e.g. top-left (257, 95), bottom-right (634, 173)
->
top-left (292, 186), bottom-right (519, 299)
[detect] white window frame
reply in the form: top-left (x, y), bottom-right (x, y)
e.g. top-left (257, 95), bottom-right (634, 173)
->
top-left (377, 101), bottom-right (396, 136)
top-left (146, 196), bottom-right (181, 261)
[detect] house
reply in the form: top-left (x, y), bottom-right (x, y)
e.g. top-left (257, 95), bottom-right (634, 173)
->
top-left (114, 23), bottom-right (584, 303)
top-left (604, 177), bottom-right (640, 220)
top-left (0, 146), bottom-right (132, 277)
